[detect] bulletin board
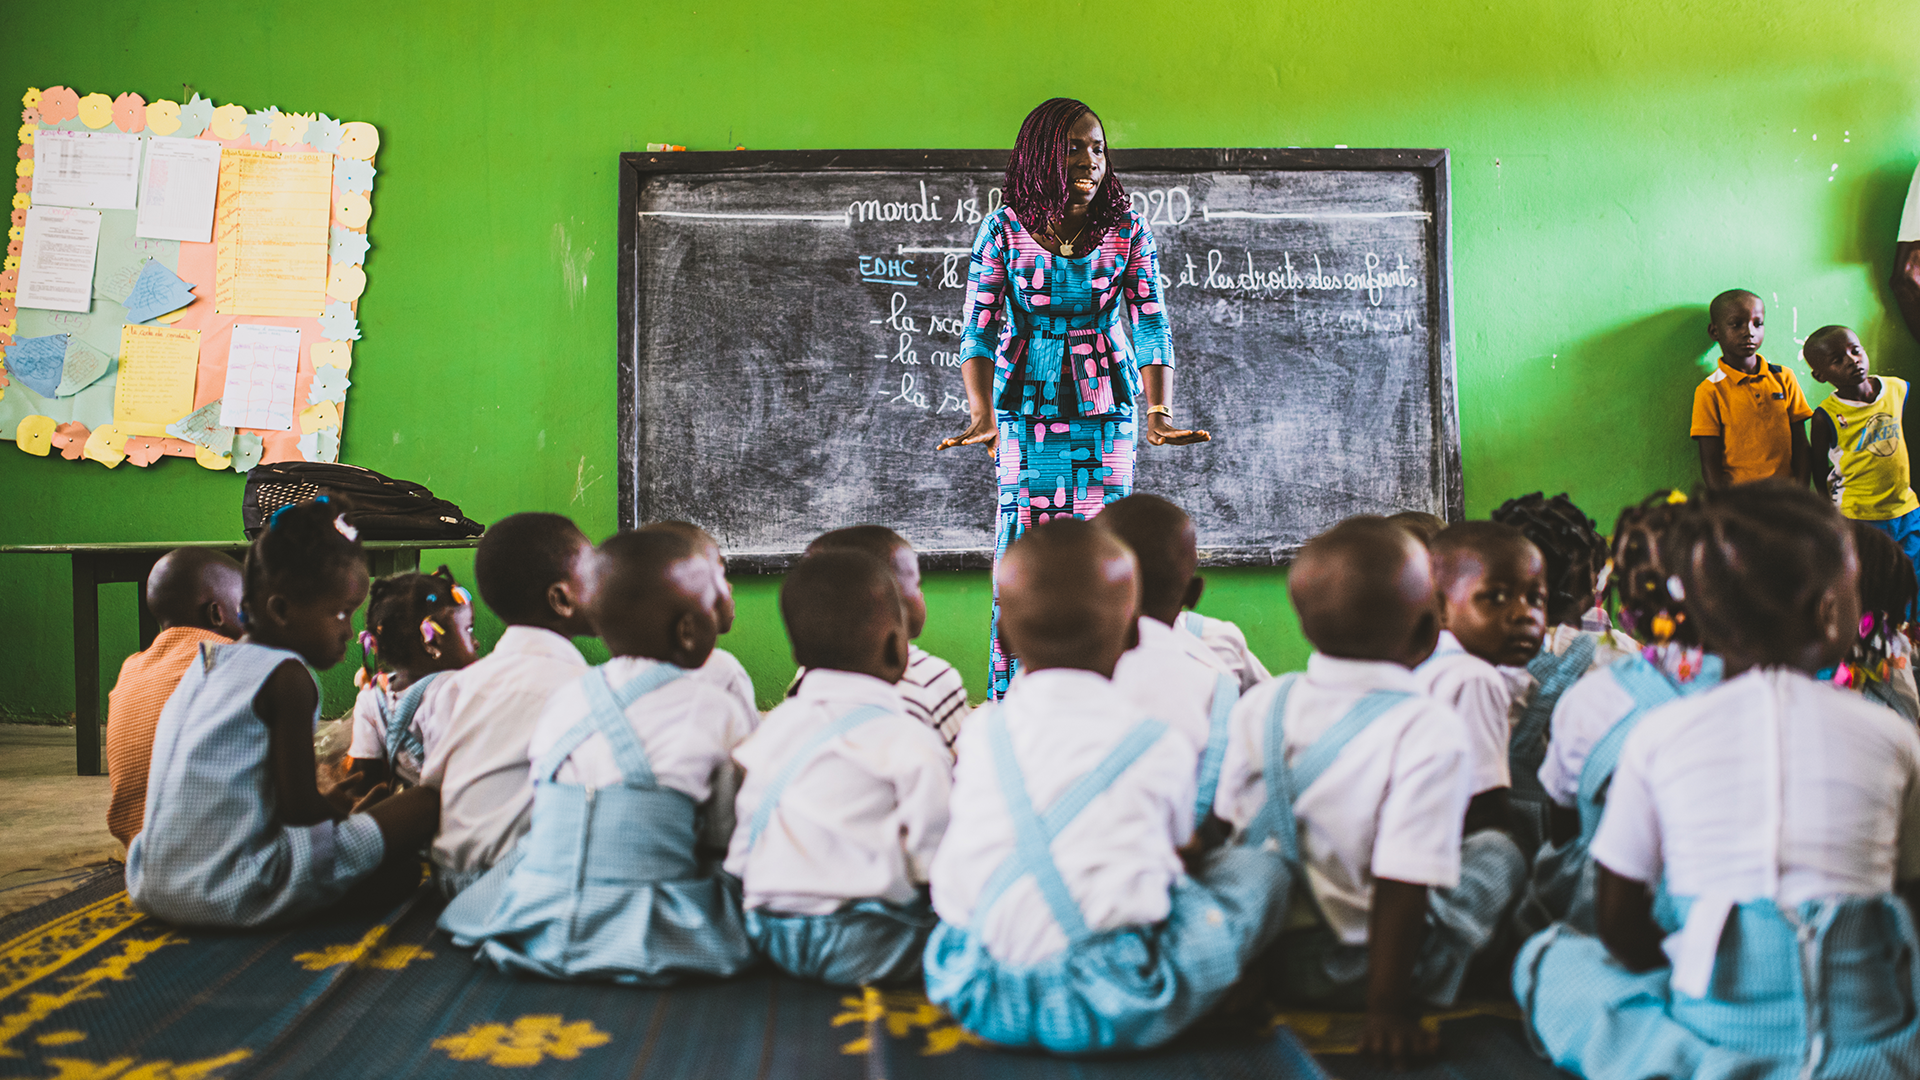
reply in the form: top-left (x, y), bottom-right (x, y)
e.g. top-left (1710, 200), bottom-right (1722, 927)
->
top-left (0, 86), bottom-right (377, 471)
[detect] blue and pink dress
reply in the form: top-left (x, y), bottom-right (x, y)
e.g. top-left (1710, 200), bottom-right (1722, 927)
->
top-left (959, 206), bottom-right (1174, 697)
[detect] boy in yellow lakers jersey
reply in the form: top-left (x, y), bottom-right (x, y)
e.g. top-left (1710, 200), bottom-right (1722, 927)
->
top-left (1691, 290), bottom-right (1813, 488)
top-left (1807, 324), bottom-right (1920, 594)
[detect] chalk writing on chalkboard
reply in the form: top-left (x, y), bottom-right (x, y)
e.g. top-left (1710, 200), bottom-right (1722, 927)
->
top-left (618, 149), bottom-right (1458, 571)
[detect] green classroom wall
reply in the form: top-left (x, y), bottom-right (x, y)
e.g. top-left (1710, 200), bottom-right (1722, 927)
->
top-left (3, 0), bottom-right (1918, 726)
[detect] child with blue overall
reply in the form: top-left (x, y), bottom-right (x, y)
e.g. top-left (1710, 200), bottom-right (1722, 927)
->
top-left (1519, 491), bottom-right (1723, 938)
top-left (640, 521), bottom-right (760, 721)
top-left (1413, 522), bottom-right (1548, 837)
top-left (1104, 494), bottom-right (1243, 832)
top-left (439, 528), bottom-right (757, 983)
top-left (340, 567), bottom-right (479, 796)
top-left (798, 526), bottom-right (971, 752)
top-left (1492, 492), bottom-right (1636, 853)
top-left (127, 499), bottom-right (441, 927)
top-left (1807, 325), bottom-right (1920, 609)
top-left (1836, 521), bottom-right (1920, 721)
top-left (1216, 516), bottom-right (1526, 1069)
top-left (415, 513), bottom-right (596, 898)
top-left (1517, 480), bottom-right (1920, 1080)
top-left (924, 519), bottom-right (1291, 1053)
top-left (726, 549), bottom-right (952, 986)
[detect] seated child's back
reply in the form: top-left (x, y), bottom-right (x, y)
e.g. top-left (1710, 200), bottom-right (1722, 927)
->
top-left (106, 548), bottom-right (242, 846)
top-left (127, 501), bottom-right (439, 927)
top-left (438, 528), bottom-right (757, 984)
top-left (726, 549), bottom-right (951, 986)
top-left (415, 513), bottom-right (595, 895)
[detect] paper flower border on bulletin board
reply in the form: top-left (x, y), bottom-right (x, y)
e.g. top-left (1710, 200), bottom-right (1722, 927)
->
top-left (0, 87), bottom-right (376, 471)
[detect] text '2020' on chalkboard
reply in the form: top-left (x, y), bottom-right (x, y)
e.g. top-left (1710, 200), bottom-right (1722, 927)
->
top-left (617, 148), bottom-right (1458, 571)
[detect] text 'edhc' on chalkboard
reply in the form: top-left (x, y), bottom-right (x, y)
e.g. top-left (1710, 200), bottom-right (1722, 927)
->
top-left (617, 148), bottom-right (1459, 571)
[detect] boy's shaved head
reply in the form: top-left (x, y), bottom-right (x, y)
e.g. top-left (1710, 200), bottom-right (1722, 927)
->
top-left (639, 520), bottom-right (735, 633)
top-left (1709, 288), bottom-right (1762, 324)
top-left (1095, 494), bottom-right (1199, 625)
top-left (782, 549), bottom-right (907, 680)
top-left (1803, 324), bottom-right (1855, 361)
top-left (587, 528), bottom-right (720, 665)
top-left (1429, 521), bottom-right (1533, 592)
top-left (146, 548), bottom-right (244, 634)
top-left (809, 524), bottom-right (926, 639)
top-left (997, 518), bottom-right (1139, 678)
top-left (475, 513), bottom-right (592, 627)
top-left (1289, 516), bottom-right (1438, 665)
top-left (1387, 510), bottom-right (1446, 546)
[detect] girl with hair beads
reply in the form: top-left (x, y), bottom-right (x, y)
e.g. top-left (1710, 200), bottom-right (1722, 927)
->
top-left (1519, 491), bottom-right (1723, 936)
top-left (1491, 492), bottom-right (1636, 852)
top-left (342, 567), bottom-right (479, 794)
top-left (1829, 521), bottom-right (1920, 722)
top-left (127, 499), bottom-right (440, 927)
top-left (1518, 481), bottom-right (1920, 1080)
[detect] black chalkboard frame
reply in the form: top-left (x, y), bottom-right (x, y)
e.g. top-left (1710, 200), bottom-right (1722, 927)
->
top-left (616, 148), bottom-right (1459, 572)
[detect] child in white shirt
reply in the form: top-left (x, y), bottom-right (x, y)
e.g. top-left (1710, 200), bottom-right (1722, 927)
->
top-left (1413, 522), bottom-right (1547, 835)
top-left (726, 549), bottom-right (951, 986)
top-left (414, 514), bottom-right (597, 897)
top-left (1215, 516), bottom-right (1526, 1069)
top-left (342, 567), bottom-right (478, 793)
top-left (639, 521), bottom-right (760, 720)
top-left (438, 527), bottom-right (758, 983)
top-left (1519, 480), bottom-right (1920, 1079)
top-left (925, 519), bottom-right (1291, 1054)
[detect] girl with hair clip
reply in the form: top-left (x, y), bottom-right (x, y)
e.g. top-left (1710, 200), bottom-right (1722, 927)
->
top-left (1517, 480), bottom-right (1920, 1080)
top-left (1517, 490), bottom-right (1724, 938)
top-left (127, 498), bottom-right (440, 927)
top-left (936, 97), bottom-right (1211, 700)
top-left (341, 566), bottom-right (480, 796)
top-left (1823, 521), bottom-right (1920, 722)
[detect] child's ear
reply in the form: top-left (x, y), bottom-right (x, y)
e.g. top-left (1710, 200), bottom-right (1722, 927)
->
top-left (1408, 610), bottom-right (1440, 667)
top-left (203, 599), bottom-right (230, 632)
top-left (1183, 575), bottom-right (1206, 610)
top-left (548, 579), bottom-right (580, 620)
top-left (265, 593), bottom-right (292, 629)
top-left (881, 626), bottom-right (908, 681)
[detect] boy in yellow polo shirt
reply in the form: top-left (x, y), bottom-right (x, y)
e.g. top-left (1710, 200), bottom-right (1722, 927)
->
top-left (1691, 289), bottom-right (1813, 488)
top-left (1806, 324), bottom-right (1920, 591)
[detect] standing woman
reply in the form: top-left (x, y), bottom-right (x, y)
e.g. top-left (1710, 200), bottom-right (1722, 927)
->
top-left (939, 97), bottom-right (1209, 698)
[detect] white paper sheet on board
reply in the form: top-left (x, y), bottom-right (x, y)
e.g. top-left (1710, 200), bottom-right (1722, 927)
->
top-left (219, 323), bottom-right (302, 431)
top-left (136, 138), bottom-right (223, 242)
top-left (16, 206), bottom-right (101, 313)
top-left (30, 129), bottom-right (143, 210)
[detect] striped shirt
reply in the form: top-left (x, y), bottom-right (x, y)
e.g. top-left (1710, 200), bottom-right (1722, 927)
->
top-left (106, 627), bottom-right (232, 846)
top-left (788, 645), bottom-right (970, 755)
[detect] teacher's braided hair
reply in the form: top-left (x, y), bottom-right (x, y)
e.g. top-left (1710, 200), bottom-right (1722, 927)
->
top-left (1005, 98), bottom-right (1130, 244)
top-left (1666, 480), bottom-right (1853, 665)
top-left (1491, 492), bottom-right (1607, 627)
top-left (243, 496), bottom-right (364, 612)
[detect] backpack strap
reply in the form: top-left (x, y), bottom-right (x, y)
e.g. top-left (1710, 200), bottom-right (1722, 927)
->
top-left (1191, 672), bottom-right (1240, 824)
top-left (973, 711), bottom-right (1167, 945)
top-left (744, 704), bottom-right (891, 852)
top-left (1513, 633), bottom-right (1599, 775)
top-left (1184, 612), bottom-right (1207, 639)
top-left (1571, 655), bottom-right (1699, 842)
top-left (1291, 689), bottom-right (1415, 794)
top-left (534, 663), bottom-right (687, 786)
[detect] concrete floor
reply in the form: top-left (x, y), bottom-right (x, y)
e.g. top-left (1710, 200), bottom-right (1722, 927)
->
top-left (0, 725), bottom-right (123, 917)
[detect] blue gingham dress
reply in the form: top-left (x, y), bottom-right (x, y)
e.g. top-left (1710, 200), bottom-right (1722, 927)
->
top-left (127, 642), bottom-right (386, 927)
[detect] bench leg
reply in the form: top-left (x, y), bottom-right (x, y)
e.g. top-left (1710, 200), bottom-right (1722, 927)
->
top-left (71, 554), bottom-right (101, 776)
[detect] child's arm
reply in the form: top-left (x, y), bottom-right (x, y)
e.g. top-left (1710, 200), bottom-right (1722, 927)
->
top-left (1810, 411), bottom-right (1838, 498)
top-left (1361, 878), bottom-right (1441, 1067)
top-left (258, 661), bottom-right (346, 826)
top-left (1695, 436), bottom-right (1731, 490)
top-left (1463, 788), bottom-right (1509, 836)
top-left (1594, 864), bottom-right (1667, 971)
top-left (1789, 419), bottom-right (1811, 487)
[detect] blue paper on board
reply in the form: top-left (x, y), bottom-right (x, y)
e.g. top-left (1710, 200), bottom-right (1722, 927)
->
top-left (307, 364), bottom-right (350, 404)
top-left (4, 334), bottom-right (70, 398)
top-left (317, 300), bottom-right (361, 341)
top-left (333, 158), bottom-right (375, 192)
top-left (243, 108), bottom-right (276, 146)
top-left (305, 115), bottom-right (343, 154)
top-left (122, 260), bottom-right (199, 324)
top-left (329, 226), bottom-right (370, 265)
top-left (175, 94), bottom-right (213, 138)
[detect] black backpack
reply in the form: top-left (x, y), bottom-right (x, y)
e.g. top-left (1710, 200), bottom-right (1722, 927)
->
top-left (242, 462), bottom-right (485, 540)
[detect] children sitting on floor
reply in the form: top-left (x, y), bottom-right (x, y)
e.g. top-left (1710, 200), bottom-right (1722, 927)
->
top-left (1517, 480), bottom-right (1920, 1079)
top-left (1101, 493), bottom-right (1244, 825)
top-left (439, 527), bottom-right (757, 983)
top-left (726, 548), bottom-right (952, 987)
top-left (924, 518), bottom-right (1290, 1053)
top-left (640, 521), bottom-right (760, 720)
top-left (803, 526), bottom-right (970, 751)
top-left (414, 513), bottom-right (596, 898)
top-left (1414, 522), bottom-right (1547, 834)
top-left (341, 567), bottom-right (478, 795)
top-left (1215, 516), bottom-right (1525, 1068)
top-left (1833, 520), bottom-right (1920, 721)
top-left (105, 547), bottom-right (243, 847)
top-left (1519, 491), bottom-right (1722, 937)
top-left (126, 499), bottom-right (440, 927)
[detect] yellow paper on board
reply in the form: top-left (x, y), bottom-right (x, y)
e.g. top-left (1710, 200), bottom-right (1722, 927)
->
top-left (15, 414), bottom-right (54, 455)
top-left (215, 149), bottom-right (331, 316)
top-left (298, 398), bottom-right (339, 433)
top-left (311, 341), bottom-right (351, 370)
top-left (83, 423), bottom-right (128, 467)
top-left (114, 325), bottom-right (202, 437)
top-left (195, 445), bottom-right (231, 470)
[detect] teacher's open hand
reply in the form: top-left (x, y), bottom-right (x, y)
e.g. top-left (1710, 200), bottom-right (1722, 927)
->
top-left (1146, 413), bottom-right (1211, 446)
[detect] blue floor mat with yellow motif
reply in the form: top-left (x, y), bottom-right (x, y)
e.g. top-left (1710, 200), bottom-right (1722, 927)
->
top-left (0, 868), bottom-right (1562, 1079)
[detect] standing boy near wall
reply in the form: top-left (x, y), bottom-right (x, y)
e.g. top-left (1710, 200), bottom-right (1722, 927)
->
top-left (1805, 324), bottom-right (1920, 591)
top-left (1690, 289), bottom-right (1812, 489)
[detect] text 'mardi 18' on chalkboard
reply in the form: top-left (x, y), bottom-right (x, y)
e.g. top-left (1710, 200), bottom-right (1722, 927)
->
top-left (617, 148), bottom-right (1458, 571)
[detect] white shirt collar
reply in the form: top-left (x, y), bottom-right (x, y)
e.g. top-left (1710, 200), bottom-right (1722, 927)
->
top-left (493, 625), bottom-right (589, 664)
top-left (1005, 667), bottom-right (1122, 708)
top-left (795, 668), bottom-right (907, 712)
top-left (1305, 651), bottom-right (1419, 692)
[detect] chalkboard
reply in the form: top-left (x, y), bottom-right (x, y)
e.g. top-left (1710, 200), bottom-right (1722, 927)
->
top-left (617, 148), bottom-right (1458, 571)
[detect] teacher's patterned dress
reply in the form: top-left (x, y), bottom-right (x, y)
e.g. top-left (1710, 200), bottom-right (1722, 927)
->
top-left (959, 205), bottom-right (1174, 698)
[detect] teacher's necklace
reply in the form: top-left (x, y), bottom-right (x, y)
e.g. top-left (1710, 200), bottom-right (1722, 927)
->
top-left (1052, 220), bottom-right (1087, 256)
